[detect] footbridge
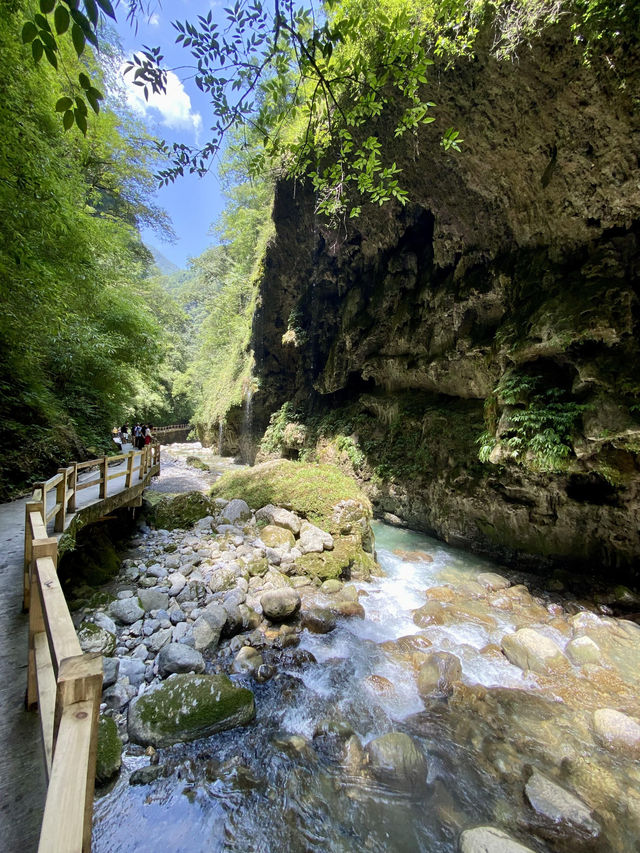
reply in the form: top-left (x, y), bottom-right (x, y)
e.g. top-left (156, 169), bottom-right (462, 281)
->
top-left (0, 443), bottom-right (160, 852)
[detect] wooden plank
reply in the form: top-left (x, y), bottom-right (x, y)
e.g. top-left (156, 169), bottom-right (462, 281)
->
top-left (42, 472), bottom-right (64, 490)
top-left (34, 632), bottom-right (55, 779)
top-left (30, 510), bottom-right (48, 540)
top-left (99, 457), bottom-right (108, 499)
top-left (75, 478), bottom-right (100, 492)
top-left (38, 699), bottom-right (93, 853)
top-left (107, 470), bottom-right (127, 482)
top-left (36, 557), bottom-right (81, 675)
top-left (68, 463), bottom-right (78, 512)
top-left (45, 503), bottom-right (62, 523)
top-left (75, 459), bottom-right (100, 471)
top-left (27, 581), bottom-right (45, 710)
top-left (125, 450), bottom-right (134, 488)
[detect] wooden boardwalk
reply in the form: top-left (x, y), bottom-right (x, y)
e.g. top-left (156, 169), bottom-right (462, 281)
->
top-left (0, 444), bottom-right (159, 851)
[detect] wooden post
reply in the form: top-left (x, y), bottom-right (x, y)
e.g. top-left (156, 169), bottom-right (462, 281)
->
top-left (27, 582), bottom-right (45, 710)
top-left (40, 483), bottom-right (47, 532)
top-left (54, 469), bottom-right (67, 532)
top-left (23, 500), bottom-right (41, 610)
top-left (138, 449), bottom-right (144, 480)
top-left (125, 450), bottom-right (134, 489)
top-left (68, 462), bottom-right (78, 513)
top-left (99, 456), bottom-right (108, 499)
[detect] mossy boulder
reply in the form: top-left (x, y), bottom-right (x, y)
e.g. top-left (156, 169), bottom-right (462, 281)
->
top-left (211, 460), bottom-right (371, 534)
top-left (77, 621), bottom-right (116, 656)
top-left (186, 456), bottom-right (211, 472)
top-left (147, 491), bottom-right (217, 531)
top-left (260, 524), bottom-right (296, 550)
top-left (95, 716), bottom-right (122, 786)
top-left (127, 674), bottom-right (255, 748)
top-left (296, 535), bottom-right (377, 581)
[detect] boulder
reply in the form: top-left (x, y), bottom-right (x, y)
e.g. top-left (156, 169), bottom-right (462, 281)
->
top-left (147, 627), bottom-right (172, 654)
top-left (231, 646), bottom-right (263, 675)
top-left (219, 498), bottom-right (252, 525)
top-left (110, 598), bottom-right (144, 625)
top-left (192, 603), bottom-right (227, 652)
top-left (524, 770), bottom-right (600, 842)
top-left (566, 636), bottom-right (601, 666)
top-left (127, 674), bottom-right (255, 747)
top-left (299, 521), bottom-right (334, 554)
top-left (477, 572), bottom-right (511, 591)
top-left (102, 657), bottom-right (119, 688)
top-left (261, 588), bottom-right (301, 621)
top-left (148, 492), bottom-right (217, 530)
top-left (501, 629), bottom-right (569, 675)
top-left (301, 607), bottom-right (337, 634)
top-left (259, 524), bottom-right (296, 551)
top-left (592, 708), bottom-right (640, 757)
top-left (138, 587), bottom-right (169, 613)
top-left (118, 657), bottom-right (147, 687)
top-left (157, 644), bottom-right (205, 677)
top-left (321, 579), bottom-right (343, 594)
top-left (417, 652), bottom-right (463, 698)
top-left (460, 827), bottom-right (536, 853)
top-left (364, 732), bottom-right (427, 789)
top-left (95, 716), bottom-right (122, 786)
top-left (78, 622), bottom-right (116, 656)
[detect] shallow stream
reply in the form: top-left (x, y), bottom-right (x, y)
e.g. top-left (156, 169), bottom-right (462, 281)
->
top-left (93, 522), bottom-right (640, 852)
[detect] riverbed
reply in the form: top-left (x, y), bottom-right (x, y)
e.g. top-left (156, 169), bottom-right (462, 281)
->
top-left (92, 516), bottom-right (640, 852)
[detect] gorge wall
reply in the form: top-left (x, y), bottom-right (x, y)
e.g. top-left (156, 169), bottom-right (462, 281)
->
top-left (246, 22), bottom-right (640, 580)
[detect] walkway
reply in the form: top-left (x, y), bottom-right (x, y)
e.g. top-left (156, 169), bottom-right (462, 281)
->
top-left (0, 444), bottom-right (155, 851)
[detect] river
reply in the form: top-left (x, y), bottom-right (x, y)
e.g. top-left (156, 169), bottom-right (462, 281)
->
top-left (93, 515), bottom-right (640, 852)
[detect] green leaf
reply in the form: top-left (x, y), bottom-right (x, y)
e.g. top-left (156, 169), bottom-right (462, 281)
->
top-left (56, 97), bottom-right (73, 112)
top-left (39, 0), bottom-right (56, 12)
top-left (95, 0), bottom-right (116, 19)
top-left (86, 91), bottom-right (100, 114)
top-left (63, 108), bottom-right (74, 130)
top-left (32, 38), bottom-right (43, 62)
top-left (71, 22), bottom-right (84, 55)
top-left (44, 47), bottom-right (58, 69)
top-left (74, 95), bottom-right (88, 114)
top-left (84, 0), bottom-right (98, 27)
top-left (74, 108), bottom-right (87, 135)
top-left (87, 86), bottom-right (103, 101)
top-left (54, 5), bottom-right (70, 34)
top-left (79, 72), bottom-right (91, 89)
top-left (21, 21), bottom-right (38, 43)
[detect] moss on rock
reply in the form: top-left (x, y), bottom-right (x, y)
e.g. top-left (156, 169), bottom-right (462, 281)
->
top-left (127, 674), bottom-right (255, 748)
top-left (146, 491), bottom-right (216, 531)
top-left (95, 716), bottom-right (122, 786)
top-left (211, 460), bottom-right (371, 534)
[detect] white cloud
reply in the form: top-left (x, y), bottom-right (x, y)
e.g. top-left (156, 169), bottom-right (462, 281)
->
top-left (149, 13), bottom-right (160, 26)
top-left (122, 61), bottom-right (202, 143)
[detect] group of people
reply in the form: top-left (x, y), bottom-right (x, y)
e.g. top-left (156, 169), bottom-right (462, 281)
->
top-left (112, 423), bottom-right (152, 449)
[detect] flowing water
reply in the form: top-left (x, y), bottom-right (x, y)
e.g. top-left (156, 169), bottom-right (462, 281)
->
top-left (93, 522), bottom-right (640, 853)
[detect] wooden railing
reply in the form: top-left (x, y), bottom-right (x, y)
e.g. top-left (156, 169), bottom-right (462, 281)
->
top-left (150, 423), bottom-right (190, 434)
top-left (23, 443), bottom-right (160, 851)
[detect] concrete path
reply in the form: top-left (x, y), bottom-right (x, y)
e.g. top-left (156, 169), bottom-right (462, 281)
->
top-left (0, 443), bottom-right (149, 851)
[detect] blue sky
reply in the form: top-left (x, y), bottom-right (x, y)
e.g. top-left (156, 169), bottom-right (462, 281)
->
top-left (112, 2), bottom-right (229, 269)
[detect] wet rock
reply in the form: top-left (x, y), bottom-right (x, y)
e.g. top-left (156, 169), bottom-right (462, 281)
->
top-left (566, 636), bottom-right (601, 666)
top-left (255, 663), bottom-right (275, 683)
top-left (413, 601), bottom-right (446, 627)
top-left (364, 674), bottom-right (396, 697)
top-left (231, 646), bottom-right (263, 675)
top-left (592, 708), bottom-right (640, 757)
top-left (219, 499), bottom-right (252, 525)
top-left (95, 716), bottom-right (122, 786)
top-left (259, 524), bottom-right (295, 550)
top-left (78, 622), bottom-right (116, 656)
top-left (261, 588), bottom-right (301, 621)
top-left (330, 600), bottom-right (365, 619)
top-left (524, 769), bottom-right (601, 843)
top-left (501, 628), bottom-right (569, 675)
top-left (300, 607), bottom-right (337, 634)
top-left (364, 732), bottom-right (427, 789)
top-left (138, 587), bottom-right (169, 612)
top-left (192, 603), bottom-right (227, 651)
top-left (477, 572), bottom-right (511, 591)
top-left (393, 549), bottom-right (433, 563)
top-left (425, 586), bottom-right (456, 603)
top-left (129, 765), bottom-right (169, 786)
top-left (417, 652), bottom-right (463, 698)
top-left (127, 674), bottom-right (255, 747)
top-left (110, 598), bottom-right (144, 625)
top-left (460, 827), bottom-right (536, 853)
top-left (299, 521), bottom-right (334, 554)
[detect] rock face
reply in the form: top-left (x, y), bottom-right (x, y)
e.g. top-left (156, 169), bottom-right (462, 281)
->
top-left (592, 708), bottom-right (640, 757)
top-left (127, 674), bottom-right (255, 747)
top-left (243, 20), bottom-right (640, 579)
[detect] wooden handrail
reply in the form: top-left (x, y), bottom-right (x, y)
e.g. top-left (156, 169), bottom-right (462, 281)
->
top-left (23, 442), bottom-right (161, 851)
top-left (150, 423), bottom-right (190, 432)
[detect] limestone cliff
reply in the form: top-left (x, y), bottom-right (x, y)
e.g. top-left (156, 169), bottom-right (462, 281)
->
top-left (247, 21), bottom-right (640, 579)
